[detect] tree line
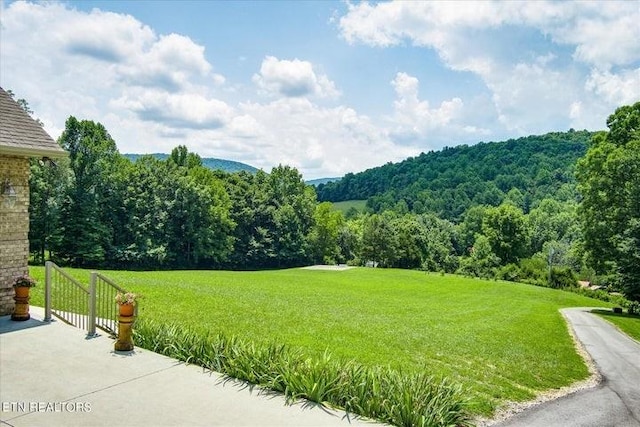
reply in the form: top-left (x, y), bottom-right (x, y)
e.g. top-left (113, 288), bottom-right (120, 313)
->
top-left (317, 130), bottom-right (592, 221)
top-left (26, 102), bottom-right (640, 303)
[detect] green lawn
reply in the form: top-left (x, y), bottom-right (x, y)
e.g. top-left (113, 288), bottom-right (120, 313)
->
top-left (331, 199), bottom-right (367, 214)
top-left (592, 309), bottom-right (640, 342)
top-left (28, 266), bottom-right (612, 415)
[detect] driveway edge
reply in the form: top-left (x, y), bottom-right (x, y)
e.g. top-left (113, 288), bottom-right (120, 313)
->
top-left (477, 308), bottom-right (603, 426)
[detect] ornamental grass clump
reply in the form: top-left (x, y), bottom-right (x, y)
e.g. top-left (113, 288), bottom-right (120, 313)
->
top-left (133, 320), bottom-right (471, 427)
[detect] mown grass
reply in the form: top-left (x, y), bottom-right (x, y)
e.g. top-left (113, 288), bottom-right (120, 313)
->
top-left (331, 199), bottom-right (367, 214)
top-left (28, 266), bottom-right (611, 416)
top-left (134, 321), bottom-right (471, 426)
top-left (592, 309), bottom-right (640, 342)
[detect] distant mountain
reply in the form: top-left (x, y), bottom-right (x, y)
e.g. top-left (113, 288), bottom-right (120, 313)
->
top-left (316, 130), bottom-right (596, 220)
top-left (306, 177), bottom-right (341, 186)
top-left (124, 153), bottom-right (258, 174)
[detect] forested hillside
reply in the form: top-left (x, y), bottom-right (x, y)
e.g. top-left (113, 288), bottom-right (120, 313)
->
top-left (124, 153), bottom-right (258, 174)
top-left (24, 101), bottom-right (639, 304)
top-left (317, 130), bottom-right (593, 220)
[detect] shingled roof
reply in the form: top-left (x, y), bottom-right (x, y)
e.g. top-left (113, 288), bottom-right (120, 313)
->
top-left (0, 87), bottom-right (67, 158)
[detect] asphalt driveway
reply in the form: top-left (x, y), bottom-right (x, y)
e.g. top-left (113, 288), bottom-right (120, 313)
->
top-left (495, 308), bottom-right (640, 427)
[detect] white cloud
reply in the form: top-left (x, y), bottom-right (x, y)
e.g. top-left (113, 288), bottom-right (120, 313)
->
top-left (112, 90), bottom-right (235, 129)
top-left (339, 0), bottom-right (640, 135)
top-left (0, 1), bottom-right (414, 178)
top-left (232, 98), bottom-right (417, 177)
top-left (585, 69), bottom-right (640, 106)
top-left (487, 62), bottom-right (583, 133)
top-left (116, 33), bottom-right (213, 91)
top-left (2, 1), bottom-right (638, 181)
top-left (253, 56), bottom-right (340, 99)
top-left (389, 72), bottom-right (464, 143)
top-left (340, 1), bottom-right (639, 68)
top-left (0, 1), bottom-right (231, 154)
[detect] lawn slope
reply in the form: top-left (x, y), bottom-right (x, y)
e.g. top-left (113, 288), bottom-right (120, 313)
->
top-left (28, 266), bottom-right (611, 415)
top-left (593, 309), bottom-right (640, 342)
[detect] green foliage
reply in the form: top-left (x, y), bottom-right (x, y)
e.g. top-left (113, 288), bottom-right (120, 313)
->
top-left (361, 212), bottom-right (399, 267)
top-left (497, 263), bottom-right (522, 282)
top-left (124, 152), bottom-right (258, 174)
top-left (517, 257), bottom-right (548, 286)
top-left (617, 218), bottom-right (640, 302)
top-left (549, 267), bottom-right (577, 289)
top-left (168, 144), bottom-right (203, 169)
top-left (337, 219), bottom-right (362, 264)
top-left (52, 116), bottom-right (121, 266)
top-left (482, 204), bottom-right (530, 264)
top-left (29, 156), bottom-right (71, 263)
top-left (309, 202), bottom-right (344, 264)
top-left (134, 321), bottom-right (472, 427)
top-left (30, 119), bottom-right (315, 270)
top-left (419, 214), bottom-right (459, 273)
top-left (528, 199), bottom-right (578, 255)
top-left (318, 131), bottom-right (592, 220)
top-left (567, 287), bottom-right (630, 307)
top-left (30, 111), bottom-right (637, 306)
top-left (577, 102), bottom-right (640, 302)
top-left (456, 235), bottom-right (500, 278)
top-left (330, 199), bottom-right (367, 216)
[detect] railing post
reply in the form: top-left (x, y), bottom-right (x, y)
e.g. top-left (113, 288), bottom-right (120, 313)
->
top-left (44, 261), bottom-right (52, 322)
top-left (88, 272), bottom-right (97, 336)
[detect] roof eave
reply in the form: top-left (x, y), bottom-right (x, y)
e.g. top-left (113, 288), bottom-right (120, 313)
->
top-left (0, 145), bottom-right (68, 159)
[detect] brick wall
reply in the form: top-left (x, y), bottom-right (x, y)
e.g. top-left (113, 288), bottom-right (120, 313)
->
top-left (0, 155), bottom-right (30, 316)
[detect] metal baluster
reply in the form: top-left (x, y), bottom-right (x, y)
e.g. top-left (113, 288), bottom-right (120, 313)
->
top-left (74, 282), bottom-right (78, 328)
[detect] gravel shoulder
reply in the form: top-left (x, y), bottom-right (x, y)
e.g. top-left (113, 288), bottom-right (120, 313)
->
top-left (481, 307), bottom-right (640, 427)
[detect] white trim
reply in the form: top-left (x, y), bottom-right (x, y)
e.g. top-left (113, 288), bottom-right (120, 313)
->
top-left (0, 145), bottom-right (68, 158)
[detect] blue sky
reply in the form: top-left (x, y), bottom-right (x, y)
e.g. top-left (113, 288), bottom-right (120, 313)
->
top-left (1, 1), bottom-right (639, 179)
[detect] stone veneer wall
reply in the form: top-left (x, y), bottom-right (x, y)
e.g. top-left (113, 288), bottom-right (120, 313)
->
top-left (0, 155), bottom-right (30, 316)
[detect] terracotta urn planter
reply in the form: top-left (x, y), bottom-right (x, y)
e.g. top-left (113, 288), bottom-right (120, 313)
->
top-left (11, 275), bottom-right (36, 322)
top-left (12, 286), bottom-right (31, 321)
top-left (114, 292), bottom-right (139, 352)
top-left (14, 286), bottom-right (30, 299)
top-left (118, 303), bottom-right (135, 317)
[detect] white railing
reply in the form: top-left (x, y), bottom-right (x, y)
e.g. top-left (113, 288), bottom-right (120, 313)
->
top-left (91, 272), bottom-right (131, 336)
top-left (45, 261), bottom-right (131, 337)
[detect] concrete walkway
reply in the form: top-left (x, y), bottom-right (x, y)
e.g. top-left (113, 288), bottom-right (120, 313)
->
top-left (0, 307), bottom-right (374, 427)
top-left (495, 308), bottom-right (640, 427)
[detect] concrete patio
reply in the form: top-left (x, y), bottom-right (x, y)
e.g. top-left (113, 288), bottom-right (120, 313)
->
top-left (0, 307), bottom-right (373, 427)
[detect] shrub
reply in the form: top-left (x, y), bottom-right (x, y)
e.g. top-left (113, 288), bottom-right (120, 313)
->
top-left (569, 287), bottom-right (630, 307)
top-left (133, 320), bottom-right (472, 427)
top-left (497, 263), bottom-right (521, 282)
top-left (591, 274), bottom-right (619, 289)
top-left (549, 267), bottom-right (577, 289)
top-left (517, 258), bottom-right (547, 287)
top-left (627, 301), bottom-right (639, 315)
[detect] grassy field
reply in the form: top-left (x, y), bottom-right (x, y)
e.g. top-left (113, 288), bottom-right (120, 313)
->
top-left (331, 199), bottom-right (367, 214)
top-left (592, 309), bottom-right (640, 342)
top-left (28, 266), bottom-right (612, 415)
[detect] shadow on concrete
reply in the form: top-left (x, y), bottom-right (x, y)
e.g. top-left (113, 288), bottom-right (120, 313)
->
top-left (0, 313), bottom-right (50, 334)
top-left (212, 368), bottom-right (367, 423)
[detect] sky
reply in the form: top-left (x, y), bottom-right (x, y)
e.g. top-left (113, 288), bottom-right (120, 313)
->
top-left (1, 1), bottom-right (639, 179)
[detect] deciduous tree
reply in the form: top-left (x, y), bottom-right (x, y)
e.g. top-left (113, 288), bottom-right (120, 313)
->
top-left (577, 102), bottom-right (640, 301)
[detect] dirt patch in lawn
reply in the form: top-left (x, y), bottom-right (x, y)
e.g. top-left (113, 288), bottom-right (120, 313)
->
top-left (301, 265), bottom-right (356, 271)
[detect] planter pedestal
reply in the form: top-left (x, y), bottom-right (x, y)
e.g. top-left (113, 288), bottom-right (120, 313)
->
top-left (114, 313), bottom-right (135, 351)
top-left (11, 287), bottom-right (31, 321)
